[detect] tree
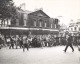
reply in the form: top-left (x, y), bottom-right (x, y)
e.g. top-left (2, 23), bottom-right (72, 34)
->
top-left (0, 0), bottom-right (17, 20)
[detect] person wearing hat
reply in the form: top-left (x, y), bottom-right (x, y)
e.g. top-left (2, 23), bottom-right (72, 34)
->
top-left (64, 34), bottom-right (74, 52)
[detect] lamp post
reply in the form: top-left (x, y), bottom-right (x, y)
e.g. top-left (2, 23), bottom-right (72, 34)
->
top-left (56, 16), bottom-right (64, 44)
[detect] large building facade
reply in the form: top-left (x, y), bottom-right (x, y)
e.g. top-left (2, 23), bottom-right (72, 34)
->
top-left (0, 9), bottom-right (60, 36)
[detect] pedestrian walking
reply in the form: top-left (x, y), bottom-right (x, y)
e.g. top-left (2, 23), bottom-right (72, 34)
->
top-left (64, 34), bottom-right (74, 52)
top-left (23, 36), bottom-right (29, 52)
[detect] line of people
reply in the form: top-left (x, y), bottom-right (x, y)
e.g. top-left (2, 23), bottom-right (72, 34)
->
top-left (7, 35), bottom-right (56, 51)
top-left (0, 33), bottom-right (80, 52)
top-left (7, 34), bottom-right (80, 52)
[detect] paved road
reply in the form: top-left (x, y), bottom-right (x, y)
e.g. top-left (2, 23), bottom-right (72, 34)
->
top-left (0, 46), bottom-right (80, 64)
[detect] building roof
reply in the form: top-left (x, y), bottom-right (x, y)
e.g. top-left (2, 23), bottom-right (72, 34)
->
top-left (28, 10), bottom-right (50, 18)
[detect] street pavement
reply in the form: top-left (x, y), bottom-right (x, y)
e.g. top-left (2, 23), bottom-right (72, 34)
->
top-left (0, 46), bottom-right (80, 64)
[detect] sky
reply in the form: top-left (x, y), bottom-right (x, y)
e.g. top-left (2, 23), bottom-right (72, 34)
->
top-left (13, 0), bottom-right (80, 26)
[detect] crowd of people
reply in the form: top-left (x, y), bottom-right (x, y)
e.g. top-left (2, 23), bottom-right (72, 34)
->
top-left (0, 33), bottom-right (80, 52)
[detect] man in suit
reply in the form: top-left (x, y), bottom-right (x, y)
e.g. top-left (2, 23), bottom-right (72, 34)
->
top-left (64, 34), bottom-right (74, 52)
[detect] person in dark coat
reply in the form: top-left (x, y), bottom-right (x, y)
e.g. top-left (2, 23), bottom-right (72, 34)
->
top-left (32, 37), bottom-right (38, 47)
top-left (64, 34), bottom-right (74, 52)
top-left (9, 37), bottom-right (14, 49)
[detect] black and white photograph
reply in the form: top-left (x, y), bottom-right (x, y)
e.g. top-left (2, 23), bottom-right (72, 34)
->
top-left (0, 0), bottom-right (80, 64)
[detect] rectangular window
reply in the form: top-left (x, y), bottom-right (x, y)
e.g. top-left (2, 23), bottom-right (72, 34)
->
top-left (23, 14), bottom-right (27, 26)
top-left (39, 19), bottom-right (42, 27)
top-left (24, 20), bottom-right (26, 26)
top-left (16, 19), bottom-right (19, 26)
top-left (34, 21), bottom-right (36, 26)
top-left (5, 21), bottom-right (7, 25)
top-left (40, 22), bottom-right (42, 27)
top-left (8, 19), bottom-right (11, 25)
top-left (51, 24), bottom-right (52, 28)
top-left (55, 24), bottom-right (56, 28)
top-left (45, 23), bottom-right (47, 27)
top-left (4, 21), bottom-right (7, 27)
